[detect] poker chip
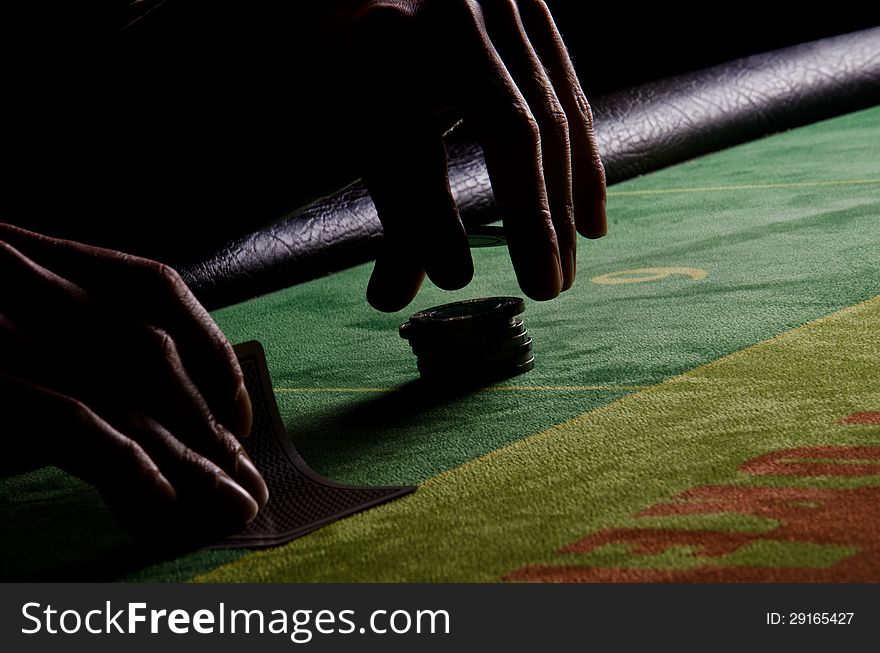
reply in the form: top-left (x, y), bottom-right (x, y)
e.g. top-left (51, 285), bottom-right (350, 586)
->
top-left (400, 317), bottom-right (527, 347)
top-left (399, 297), bottom-right (534, 385)
top-left (410, 333), bottom-right (532, 359)
top-left (466, 224), bottom-right (507, 248)
top-left (402, 297), bottom-right (525, 335)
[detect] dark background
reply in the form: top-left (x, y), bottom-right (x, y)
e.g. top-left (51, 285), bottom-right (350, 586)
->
top-left (1, 2), bottom-right (877, 260)
top-left (546, 3), bottom-right (879, 96)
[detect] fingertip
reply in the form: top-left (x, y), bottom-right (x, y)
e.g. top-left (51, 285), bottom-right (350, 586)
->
top-left (235, 451), bottom-right (269, 509)
top-left (578, 196), bottom-right (608, 239)
top-left (215, 473), bottom-right (260, 525)
top-left (231, 382), bottom-right (253, 438)
top-left (560, 243), bottom-right (576, 292)
top-left (518, 252), bottom-right (563, 301)
top-left (415, 200), bottom-right (473, 291)
top-left (366, 253), bottom-right (424, 312)
top-left (508, 234), bottom-right (564, 301)
top-left (523, 284), bottom-right (561, 302)
top-left (425, 254), bottom-right (474, 291)
top-left (366, 279), bottom-right (410, 313)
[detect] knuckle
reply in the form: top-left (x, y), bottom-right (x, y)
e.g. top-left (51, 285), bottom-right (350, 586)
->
top-left (574, 88), bottom-right (595, 126)
top-left (144, 325), bottom-right (178, 358)
top-left (65, 397), bottom-right (95, 428)
top-left (180, 445), bottom-right (213, 473)
top-left (589, 153), bottom-right (607, 185)
top-left (544, 105), bottom-right (570, 140)
top-left (529, 0), bottom-right (553, 20)
top-left (595, 156), bottom-right (607, 181)
top-left (151, 260), bottom-right (186, 294)
top-left (137, 257), bottom-right (203, 312)
top-left (506, 104), bottom-right (541, 143)
top-left (354, 2), bottom-right (415, 37)
top-left (117, 435), bottom-right (144, 460)
top-left (210, 417), bottom-right (241, 444)
top-left (457, 0), bottom-right (482, 17)
top-left (435, 0), bottom-right (483, 26)
top-left (133, 257), bottom-right (185, 295)
top-left (154, 260), bottom-right (182, 284)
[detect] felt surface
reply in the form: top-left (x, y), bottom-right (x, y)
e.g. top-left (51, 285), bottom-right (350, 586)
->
top-left (1, 105), bottom-right (879, 582)
top-left (199, 296), bottom-right (880, 581)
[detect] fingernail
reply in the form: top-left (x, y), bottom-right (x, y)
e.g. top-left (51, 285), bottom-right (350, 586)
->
top-left (561, 244), bottom-right (576, 292)
top-left (236, 451), bottom-right (269, 508)
top-left (232, 382), bottom-right (253, 438)
top-left (215, 473), bottom-right (260, 524)
top-left (548, 249), bottom-right (564, 298)
top-left (590, 197), bottom-right (608, 239)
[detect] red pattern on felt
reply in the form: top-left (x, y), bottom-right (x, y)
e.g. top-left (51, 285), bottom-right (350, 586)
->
top-left (741, 446), bottom-right (880, 477)
top-left (840, 412), bottom-right (880, 425)
top-left (505, 446), bottom-right (880, 583)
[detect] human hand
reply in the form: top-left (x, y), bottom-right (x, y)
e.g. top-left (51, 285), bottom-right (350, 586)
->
top-left (310, 0), bottom-right (606, 310)
top-left (0, 224), bottom-right (268, 538)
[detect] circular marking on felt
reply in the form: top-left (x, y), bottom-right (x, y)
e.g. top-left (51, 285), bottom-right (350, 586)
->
top-left (591, 267), bottom-right (708, 285)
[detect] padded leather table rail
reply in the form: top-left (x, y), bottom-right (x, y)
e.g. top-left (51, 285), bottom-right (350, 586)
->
top-left (178, 27), bottom-right (880, 309)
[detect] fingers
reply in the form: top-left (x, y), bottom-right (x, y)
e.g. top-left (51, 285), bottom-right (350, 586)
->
top-left (0, 223), bottom-right (252, 438)
top-left (0, 372), bottom-right (177, 512)
top-left (0, 239), bottom-right (97, 337)
top-left (480, 0), bottom-right (576, 290)
top-left (358, 116), bottom-right (471, 308)
top-left (426, 0), bottom-right (563, 300)
top-left (118, 414), bottom-right (261, 532)
top-left (0, 235), bottom-right (268, 524)
top-left (314, 0), bottom-right (604, 305)
top-left (122, 258), bottom-right (253, 439)
top-left (1, 372), bottom-right (261, 533)
top-left (129, 324), bottom-right (268, 509)
top-left (360, 125), bottom-right (473, 297)
top-left (347, 9), bottom-right (472, 309)
top-left (518, 0), bottom-right (607, 239)
top-left (366, 243), bottom-right (427, 313)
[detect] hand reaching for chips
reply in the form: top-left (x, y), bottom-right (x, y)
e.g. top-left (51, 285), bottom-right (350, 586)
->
top-left (5, 1), bottom-right (605, 314)
top-left (305, 0), bottom-right (607, 311)
top-left (0, 224), bottom-right (268, 537)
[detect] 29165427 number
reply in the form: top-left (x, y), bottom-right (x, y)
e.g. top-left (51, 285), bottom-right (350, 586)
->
top-left (766, 612), bottom-right (854, 625)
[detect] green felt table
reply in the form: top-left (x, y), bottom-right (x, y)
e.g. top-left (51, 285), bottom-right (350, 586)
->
top-left (3, 105), bottom-right (880, 582)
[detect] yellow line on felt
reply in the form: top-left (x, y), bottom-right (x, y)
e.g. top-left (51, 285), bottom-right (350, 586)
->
top-left (607, 178), bottom-right (880, 197)
top-left (274, 387), bottom-right (393, 393)
top-left (273, 385), bottom-right (645, 394)
top-left (198, 295), bottom-right (880, 582)
top-left (420, 294), bottom-right (880, 489)
top-left (485, 384), bottom-right (645, 391)
top-left (272, 296), bottom-right (880, 489)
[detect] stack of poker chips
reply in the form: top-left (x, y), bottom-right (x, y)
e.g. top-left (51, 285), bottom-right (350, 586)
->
top-left (399, 297), bottom-right (534, 385)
